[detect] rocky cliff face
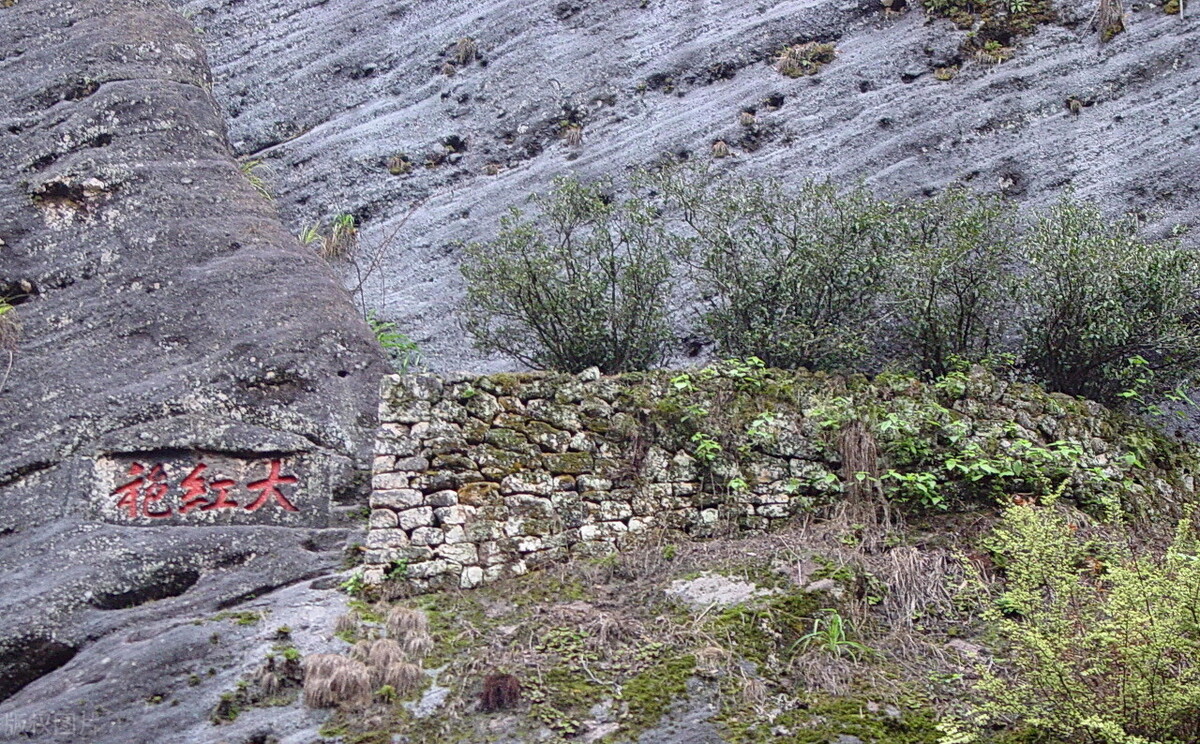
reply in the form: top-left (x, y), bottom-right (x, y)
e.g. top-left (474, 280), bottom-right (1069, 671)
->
top-left (0, 0), bottom-right (1197, 741)
top-left (0, 1), bottom-right (385, 741)
top-left (172, 0), bottom-right (1199, 371)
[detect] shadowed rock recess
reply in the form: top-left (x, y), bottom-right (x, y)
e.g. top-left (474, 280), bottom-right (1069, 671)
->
top-left (0, 1), bottom-right (385, 741)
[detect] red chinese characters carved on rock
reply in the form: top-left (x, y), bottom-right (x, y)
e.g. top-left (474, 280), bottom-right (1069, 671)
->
top-left (111, 459), bottom-right (299, 519)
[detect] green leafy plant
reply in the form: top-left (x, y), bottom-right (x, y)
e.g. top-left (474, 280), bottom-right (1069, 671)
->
top-left (691, 432), bottom-right (723, 464)
top-left (239, 159), bottom-right (271, 199)
top-left (654, 168), bottom-right (893, 370)
top-left (792, 609), bottom-right (873, 661)
top-left (889, 188), bottom-right (1018, 377)
top-left (367, 311), bottom-right (422, 373)
top-left (460, 176), bottom-right (674, 373)
top-left (340, 570), bottom-right (367, 597)
top-left (775, 42), bottom-right (836, 77)
top-left (1018, 198), bottom-right (1200, 404)
top-left (960, 504), bottom-right (1200, 743)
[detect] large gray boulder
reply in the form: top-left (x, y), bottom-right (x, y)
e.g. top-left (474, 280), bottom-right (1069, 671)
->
top-left (0, 0), bottom-right (385, 740)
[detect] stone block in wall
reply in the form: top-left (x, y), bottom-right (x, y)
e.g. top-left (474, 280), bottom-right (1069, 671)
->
top-left (466, 519), bottom-right (504, 542)
top-left (376, 432), bottom-right (420, 458)
top-left (397, 506), bottom-right (435, 530)
top-left (371, 488), bottom-right (424, 510)
top-left (432, 400), bottom-right (470, 425)
top-left (394, 456), bottom-right (431, 471)
top-left (435, 504), bottom-right (475, 525)
top-left (373, 455), bottom-right (395, 474)
top-left (524, 420), bottom-right (572, 452)
top-left (429, 490), bottom-right (459, 508)
top-left (502, 472), bottom-right (556, 497)
top-left (407, 558), bottom-right (453, 580)
top-left (370, 509), bottom-right (399, 529)
top-left (577, 475), bottom-right (612, 492)
top-left (757, 503), bottom-right (792, 519)
top-left (667, 452), bottom-right (699, 482)
top-left (432, 454), bottom-right (477, 472)
top-left (373, 472), bottom-right (411, 491)
top-left (580, 521), bottom-right (628, 541)
top-left (461, 566), bottom-right (485, 589)
top-left (485, 427), bottom-right (539, 455)
top-left (527, 546), bottom-right (568, 569)
top-left (411, 526), bottom-right (445, 546)
top-left (458, 481), bottom-right (500, 506)
top-left (550, 492), bottom-right (585, 528)
top-left (444, 525), bottom-right (468, 544)
top-left (436, 542), bottom-right (479, 565)
top-left (366, 528), bottom-right (410, 550)
top-left (544, 452), bottom-right (595, 475)
top-left (526, 399), bottom-right (582, 430)
top-left (568, 432), bottom-right (597, 453)
top-left (589, 500), bottom-right (633, 521)
top-left (464, 391), bottom-right (502, 422)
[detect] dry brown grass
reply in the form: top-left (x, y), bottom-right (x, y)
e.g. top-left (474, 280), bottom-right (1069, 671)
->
top-left (352, 638), bottom-right (408, 669)
top-left (302, 654), bottom-right (372, 708)
top-left (374, 661), bottom-right (424, 693)
top-left (334, 613), bottom-right (359, 637)
top-left (562, 124), bottom-right (583, 147)
top-left (386, 606), bottom-right (429, 638)
top-left (711, 140), bottom-right (730, 158)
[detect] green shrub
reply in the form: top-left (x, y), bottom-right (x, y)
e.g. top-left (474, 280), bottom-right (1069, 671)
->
top-left (460, 177), bottom-right (674, 373)
top-left (889, 188), bottom-right (1018, 377)
top-left (961, 503), bottom-right (1200, 743)
top-left (656, 169), bottom-right (892, 370)
top-left (1017, 199), bottom-right (1200, 404)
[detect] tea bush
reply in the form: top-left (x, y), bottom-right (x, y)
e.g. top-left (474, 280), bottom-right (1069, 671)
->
top-left (459, 177), bottom-right (674, 373)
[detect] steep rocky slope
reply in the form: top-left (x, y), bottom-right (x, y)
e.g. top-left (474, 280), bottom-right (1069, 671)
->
top-left (175, 0), bottom-right (1200, 371)
top-left (0, 0), bottom-right (385, 741)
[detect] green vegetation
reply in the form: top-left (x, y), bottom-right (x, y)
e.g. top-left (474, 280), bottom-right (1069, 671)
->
top-left (367, 311), bottom-right (422, 373)
top-left (461, 169), bottom-right (1200, 409)
top-left (460, 176), bottom-right (674, 373)
top-left (774, 42), bottom-right (837, 77)
top-left (238, 158), bottom-right (271, 200)
top-left (948, 502), bottom-right (1200, 743)
top-left (300, 212), bottom-right (358, 260)
top-left (1018, 198), bottom-right (1200, 403)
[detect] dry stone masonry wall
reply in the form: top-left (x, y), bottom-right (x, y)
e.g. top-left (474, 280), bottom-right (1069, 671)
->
top-left (366, 366), bottom-right (1199, 594)
top-left (365, 369), bottom-right (836, 592)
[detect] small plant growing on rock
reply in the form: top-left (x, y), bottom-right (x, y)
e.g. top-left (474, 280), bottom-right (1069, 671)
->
top-left (774, 42), bottom-right (836, 77)
top-left (239, 158), bottom-right (272, 199)
top-left (387, 154), bottom-right (413, 176)
top-left (0, 299), bottom-right (18, 392)
top-left (561, 122), bottom-right (583, 147)
top-left (480, 673), bottom-right (522, 712)
top-left (454, 36), bottom-right (478, 65)
top-left (367, 311), bottom-right (422, 373)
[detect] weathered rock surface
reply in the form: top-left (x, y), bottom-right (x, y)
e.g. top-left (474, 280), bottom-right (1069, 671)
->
top-left (0, 0), bottom-right (385, 741)
top-left (172, 0), bottom-right (1200, 371)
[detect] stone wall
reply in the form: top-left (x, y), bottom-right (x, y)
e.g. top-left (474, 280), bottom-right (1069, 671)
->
top-left (363, 369), bottom-right (841, 592)
top-left (364, 366), bottom-right (1198, 593)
